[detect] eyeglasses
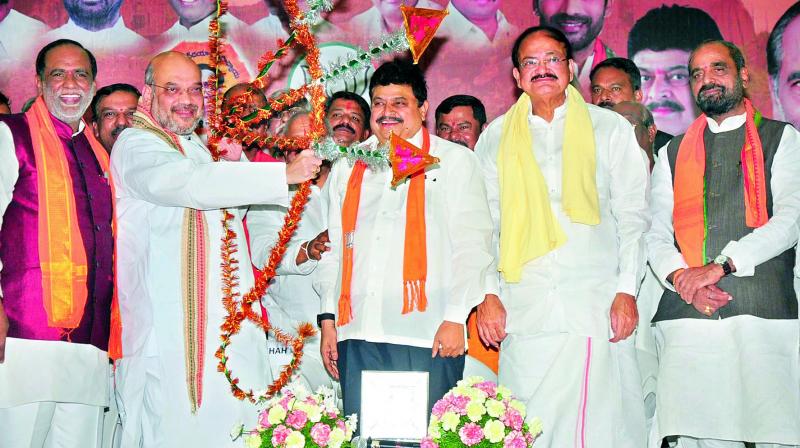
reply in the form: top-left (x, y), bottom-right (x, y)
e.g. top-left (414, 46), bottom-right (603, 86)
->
top-left (149, 84), bottom-right (204, 97)
top-left (519, 56), bottom-right (568, 70)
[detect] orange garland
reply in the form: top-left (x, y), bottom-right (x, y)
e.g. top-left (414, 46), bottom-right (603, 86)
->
top-left (207, 0), bottom-right (330, 402)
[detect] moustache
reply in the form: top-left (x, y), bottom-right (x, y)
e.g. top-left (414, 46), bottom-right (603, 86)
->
top-left (552, 13), bottom-right (591, 27)
top-left (598, 101), bottom-right (615, 109)
top-left (530, 73), bottom-right (559, 82)
top-left (451, 139), bottom-right (470, 148)
top-left (699, 83), bottom-right (726, 96)
top-left (333, 123), bottom-right (356, 134)
top-left (647, 100), bottom-right (685, 113)
top-left (171, 104), bottom-right (199, 114)
top-left (110, 125), bottom-right (128, 139)
top-left (377, 116), bottom-right (403, 124)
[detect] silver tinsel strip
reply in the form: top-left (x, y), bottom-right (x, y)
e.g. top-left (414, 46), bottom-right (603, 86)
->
top-left (313, 137), bottom-right (390, 171)
top-left (320, 31), bottom-right (410, 89)
top-left (294, 0), bottom-right (333, 28)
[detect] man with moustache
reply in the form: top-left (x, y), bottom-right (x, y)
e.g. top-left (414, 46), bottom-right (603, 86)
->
top-left (437, 0), bottom-right (518, 51)
top-left (45, 0), bottom-right (146, 55)
top-left (628, 5), bottom-right (723, 137)
top-left (590, 57), bottom-right (672, 152)
top-left (0, 39), bottom-right (113, 447)
top-left (90, 83), bottom-right (140, 153)
top-left (314, 59), bottom-right (496, 425)
top-left (111, 51), bottom-right (321, 447)
top-left (475, 26), bottom-right (649, 447)
top-left (534, 0), bottom-right (615, 98)
top-left (435, 94), bottom-right (487, 150)
top-left (768, 2), bottom-right (800, 131)
top-left (325, 90), bottom-right (370, 147)
top-left (646, 40), bottom-right (800, 448)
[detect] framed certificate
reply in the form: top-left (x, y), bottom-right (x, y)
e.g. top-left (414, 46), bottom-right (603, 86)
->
top-left (360, 371), bottom-right (429, 441)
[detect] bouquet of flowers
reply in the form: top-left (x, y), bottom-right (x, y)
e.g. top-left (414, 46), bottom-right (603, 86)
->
top-left (233, 384), bottom-right (357, 448)
top-left (422, 376), bottom-right (542, 448)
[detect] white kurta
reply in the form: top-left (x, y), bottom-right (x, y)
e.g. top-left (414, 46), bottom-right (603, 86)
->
top-left (247, 184), bottom-right (334, 391)
top-left (646, 114), bottom-right (800, 445)
top-left (110, 127), bottom-right (290, 448)
top-left (474, 95), bottom-right (650, 448)
top-left (314, 130), bottom-right (496, 349)
top-left (0, 10), bottom-right (48, 62)
top-left (43, 18), bottom-right (147, 56)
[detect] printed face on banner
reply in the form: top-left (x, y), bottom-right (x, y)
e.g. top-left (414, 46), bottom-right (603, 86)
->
top-left (634, 49), bottom-right (697, 136)
top-left (375, 0), bottom-right (421, 24)
top-left (590, 66), bottom-right (642, 108)
top-left (452, 0), bottom-right (501, 23)
top-left (63, 0), bottom-right (123, 30)
top-left (772, 16), bottom-right (800, 130)
top-left (169, 0), bottom-right (216, 26)
top-left (535, 0), bottom-right (609, 53)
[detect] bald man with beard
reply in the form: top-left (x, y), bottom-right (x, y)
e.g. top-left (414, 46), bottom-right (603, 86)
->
top-left (111, 51), bottom-right (321, 447)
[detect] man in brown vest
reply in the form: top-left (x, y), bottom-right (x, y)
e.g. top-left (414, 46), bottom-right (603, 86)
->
top-left (646, 40), bottom-right (800, 447)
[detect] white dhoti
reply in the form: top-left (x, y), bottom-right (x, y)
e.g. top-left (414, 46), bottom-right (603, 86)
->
top-left (499, 333), bottom-right (645, 448)
top-left (655, 316), bottom-right (800, 445)
top-left (0, 338), bottom-right (109, 448)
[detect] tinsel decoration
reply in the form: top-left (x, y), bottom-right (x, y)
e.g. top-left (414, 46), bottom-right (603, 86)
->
top-left (318, 31), bottom-right (410, 89)
top-left (312, 137), bottom-right (391, 171)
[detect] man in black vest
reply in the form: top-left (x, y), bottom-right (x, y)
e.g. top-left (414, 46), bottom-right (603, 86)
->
top-left (645, 40), bottom-right (800, 448)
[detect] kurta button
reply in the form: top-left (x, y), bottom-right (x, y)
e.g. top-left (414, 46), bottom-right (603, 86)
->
top-left (95, 225), bottom-right (101, 230)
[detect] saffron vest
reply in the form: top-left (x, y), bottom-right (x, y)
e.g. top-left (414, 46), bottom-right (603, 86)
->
top-left (0, 113), bottom-right (114, 350)
top-left (653, 117), bottom-right (797, 322)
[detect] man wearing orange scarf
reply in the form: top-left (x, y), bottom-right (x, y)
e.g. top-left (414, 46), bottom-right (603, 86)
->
top-left (314, 59), bottom-right (496, 429)
top-left (0, 40), bottom-right (113, 447)
top-left (646, 41), bottom-right (800, 448)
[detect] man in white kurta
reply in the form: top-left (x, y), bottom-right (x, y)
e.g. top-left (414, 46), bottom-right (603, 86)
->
top-left (111, 51), bottom-right (321, 448)
top-left (474, 27), bottom-right (649, 448)
top-left (645, 41), bottom-right (800, 448)
top-left (315, 59), bottom-right (496, 426)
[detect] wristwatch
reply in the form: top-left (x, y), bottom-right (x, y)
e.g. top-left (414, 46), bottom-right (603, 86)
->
top-left (316, 313), bottom-right (335, 328)
top-left (713, 254), bottom-right (732, 276)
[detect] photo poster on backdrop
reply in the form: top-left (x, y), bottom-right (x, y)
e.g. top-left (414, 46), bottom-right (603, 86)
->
top-left (0, 0), bottom-right (799, 137)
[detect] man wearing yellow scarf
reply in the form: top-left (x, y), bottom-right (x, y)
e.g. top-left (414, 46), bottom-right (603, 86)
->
top-left (474, 26), bottom-right (650, 447)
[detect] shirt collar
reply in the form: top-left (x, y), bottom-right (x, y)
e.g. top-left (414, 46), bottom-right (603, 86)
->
top-left (445, 1), bottom-right (510, 42)
top-left (705, 112), bottom-right (746, 134)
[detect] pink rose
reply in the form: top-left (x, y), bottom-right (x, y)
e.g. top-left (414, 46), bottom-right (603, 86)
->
top-left (420, 437), bottom-right (439, 448)
top-left (503, 431), bottom-right (527, 448)
top-left (272, 424), bottom-right (291, 446)
top-left (431, 399), bottom-right (449, 418)
top-left (458, 422), bottom-right (484, 446)
top-left (310, 422), bottom-right (332, 446)
top-left (449, 395), bottom-right (471, 414)
top-left (279, 396), bottom-right (292, 410)
top-left (285, 410), bottom-right (308, 430)
top-left (474, 381), bottom-right (497, 397)
top-left (501, 409), bottom-right (523, 431)
top-left (258, 410), bottom-right (271, 429)
top-left (336, 420), bottom-right (346, 432)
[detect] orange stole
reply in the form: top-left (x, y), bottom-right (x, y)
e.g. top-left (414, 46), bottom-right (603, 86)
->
top-left (673, 100), bottom-right (767, 267)
top-left (26, 97), bottom-right (110, 330)
top-left (466, 309), bottom-right (499, 374)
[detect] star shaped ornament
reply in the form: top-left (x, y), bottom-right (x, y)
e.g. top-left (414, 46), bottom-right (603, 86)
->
top-left (401, 5), bottom-right (449, 63)
top-left (389, 133), bottom-right (440, 187)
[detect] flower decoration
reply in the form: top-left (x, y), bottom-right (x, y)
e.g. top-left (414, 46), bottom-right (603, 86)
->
top-left (233, 384), bottom-right (357, 448)
top-left (422, 377), bottom-right (543, 448)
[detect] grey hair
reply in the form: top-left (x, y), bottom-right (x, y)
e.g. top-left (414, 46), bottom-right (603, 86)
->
top-left (144, 62), bottom-right (155, 86)
top-left (282, 110), bottom-right (311, 136)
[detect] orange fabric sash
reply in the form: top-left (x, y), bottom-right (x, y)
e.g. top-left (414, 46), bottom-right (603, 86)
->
top-left (26, 96), bottom-right (110, 329)
top-left (337, 129), bottom-right (431, 326)
top-left (673, 99), bottom-right (767, 267)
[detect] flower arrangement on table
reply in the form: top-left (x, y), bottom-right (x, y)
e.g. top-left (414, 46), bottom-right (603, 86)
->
top-left (233, 384), bottom-right (357, 448)
top-left (422, 377), bottom-right (543, 448)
